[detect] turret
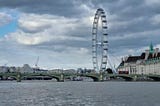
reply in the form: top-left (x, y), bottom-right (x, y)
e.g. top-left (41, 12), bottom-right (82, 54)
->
top-left (145, 50), bottom-right (149, 60)
top-left (155, 48), bottom-right (159, 57)
top-left (149, 42), bottom-right (154, 53)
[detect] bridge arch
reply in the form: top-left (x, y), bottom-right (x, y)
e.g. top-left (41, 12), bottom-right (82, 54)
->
top-left (49, 75), bottom-right (61, 81)
top-left (147, 76), bottom-right (160, 81)
top-left (8, 76), bottom-right (17, 80)
top-left (80, 74), bottom-right (99, 81)
top-left (21, 74), bottom-right (61, 81)
top-left (111, 75), bottom-right (133, 81)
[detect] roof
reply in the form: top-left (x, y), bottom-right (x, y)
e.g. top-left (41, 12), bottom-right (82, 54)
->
top-left (118, 51), bottom-right (160, 67)
top-left (119, 61), bottom-right (124, 66)
top-left (125, 56), bottom-right (141, 63)
top-left (126, 52), bottom-right (160, 62)
top-left (148, 52), bottom-right (160, 59)
top-left (157, 53), bottom-right (160, 57)
top-left (140, 52), bottom-right (145, 59)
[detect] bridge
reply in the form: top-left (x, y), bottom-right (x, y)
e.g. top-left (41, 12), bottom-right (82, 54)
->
top-left (0, 72), bottom-right (160, 82)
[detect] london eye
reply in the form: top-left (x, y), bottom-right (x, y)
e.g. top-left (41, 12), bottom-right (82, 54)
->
top-left (92, 8), bottom-right (108, 72)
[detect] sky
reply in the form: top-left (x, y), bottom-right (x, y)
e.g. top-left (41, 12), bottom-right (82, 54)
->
top-left (0, 0), bottom-right (160, 69)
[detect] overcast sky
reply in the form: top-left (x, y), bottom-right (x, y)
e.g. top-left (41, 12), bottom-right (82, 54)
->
top-left (0, 0), bottom-right (160, 69)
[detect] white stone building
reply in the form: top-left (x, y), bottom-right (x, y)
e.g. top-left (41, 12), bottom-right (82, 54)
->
top-left (0, 66), bottom-right (9, 73)
top-left (117, 44), bottom-right (160, 75)
top-left (20, 64), bottom-right (34, 73)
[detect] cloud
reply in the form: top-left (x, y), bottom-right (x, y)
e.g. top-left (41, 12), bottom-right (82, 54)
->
top-left (145, 0), bottom-right (160, 6)
top-left (0, 38), bottom-right (92, 69)
top-left (5, 13), bottom-right (89, 46)
top-left (0, 0), bottom-right (95, 18)
top-left (150, 14), bottom-right (160, 25)
top-left (0, 11), bottom-right (93, 69)
top-left (0, 12), bottom-right (12, 26)
top-left (0, 0), bottom-right (160, 69)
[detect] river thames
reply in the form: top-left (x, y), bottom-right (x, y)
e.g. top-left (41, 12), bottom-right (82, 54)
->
top-left (0, 81), bottom-right (160, 106)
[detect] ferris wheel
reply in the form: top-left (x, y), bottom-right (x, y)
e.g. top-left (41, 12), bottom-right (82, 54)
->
top-left (92, 8), bottom-right (108, 72)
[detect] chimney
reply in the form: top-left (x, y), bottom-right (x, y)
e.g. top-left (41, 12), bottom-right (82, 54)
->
top-left (155, 48), bottom-right (159, 57)
top-left (121, 58), bottom-right (123, 62)
top-left (145, 50), bottom-right (149, 60)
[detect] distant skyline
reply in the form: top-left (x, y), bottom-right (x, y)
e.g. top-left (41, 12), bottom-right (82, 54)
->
top-left (0, 0), bottom-right (160, 69)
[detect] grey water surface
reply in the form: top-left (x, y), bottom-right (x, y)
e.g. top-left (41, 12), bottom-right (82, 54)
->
top-left (0, 81), bottom-right (160, 106)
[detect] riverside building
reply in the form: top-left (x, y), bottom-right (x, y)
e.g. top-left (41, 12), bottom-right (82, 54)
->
top-left (117, 43), bottom-right (160, 75)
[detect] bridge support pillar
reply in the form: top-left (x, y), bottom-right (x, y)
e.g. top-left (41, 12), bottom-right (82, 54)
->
top-left (133, 75), bottom-right (137, 81)
top-left (16, 67), bottom-right (21, 82)
top-left (16, 72), bottom-right (21, 82)
top-left (99, 72), bottom-right (104, 81)
top-left (59, 74), bottom-right (64, 82)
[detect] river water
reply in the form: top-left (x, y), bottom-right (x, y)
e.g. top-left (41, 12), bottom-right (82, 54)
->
top-left (0, 81), bottom-right (160, 106)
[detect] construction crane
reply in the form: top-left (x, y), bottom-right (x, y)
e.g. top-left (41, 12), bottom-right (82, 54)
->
top-left (35, 56), bottom-right (39, 69)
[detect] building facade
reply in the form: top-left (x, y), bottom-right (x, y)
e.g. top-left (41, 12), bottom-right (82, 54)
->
top-left (117, 44), bottom-right (160, 75)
